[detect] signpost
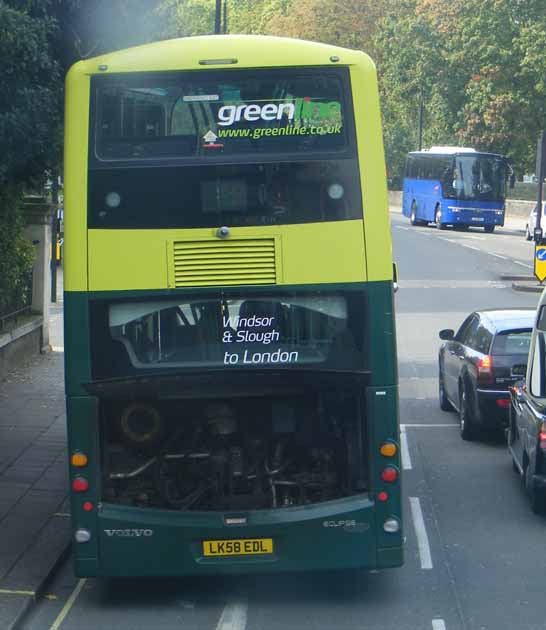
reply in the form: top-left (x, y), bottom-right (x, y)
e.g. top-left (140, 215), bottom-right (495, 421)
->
top-left (533, 131), bottom-right (546, 282)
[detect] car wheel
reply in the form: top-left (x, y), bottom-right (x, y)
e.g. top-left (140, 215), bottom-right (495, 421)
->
top-left (435, 207), bottom-right (446, 230)
top-left (409, 202), bottom-right (419, 226)
top-left (525, 224), bottom-right (533, 241)
top-left (484, 225), bottom-right (495, 233)
top-left (525, 460), bottom-right (546, 515)
top-left (439, 368), bottom-right (453, 411)
top-left (459, 384), bottom-right (477, 441)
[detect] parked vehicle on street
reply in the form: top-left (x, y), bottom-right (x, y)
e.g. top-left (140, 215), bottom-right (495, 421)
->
top-left (439, 309), bottom-right (535, 440)
top-left (402, 146), bottom-right (512, 232)
top-left (524, 202), bottom-right (546, 241)
top-left (508, 295), bottom-right (546, 513)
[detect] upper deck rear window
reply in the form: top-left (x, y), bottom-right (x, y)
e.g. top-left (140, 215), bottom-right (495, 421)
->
top-left (93, 68), bottom-right (351, 162)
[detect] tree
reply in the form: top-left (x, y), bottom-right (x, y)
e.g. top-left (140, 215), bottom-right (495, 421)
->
top-left (374, 0), bottom-right (546, 184)
top-left (0, 1), bottom-right (61, 187)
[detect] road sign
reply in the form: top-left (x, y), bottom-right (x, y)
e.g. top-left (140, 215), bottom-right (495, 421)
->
top-left (534, 245), bottom-right (546, 282)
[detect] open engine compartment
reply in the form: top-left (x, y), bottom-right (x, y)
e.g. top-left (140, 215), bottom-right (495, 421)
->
top-left (101, 387), bottom-right (368, 511)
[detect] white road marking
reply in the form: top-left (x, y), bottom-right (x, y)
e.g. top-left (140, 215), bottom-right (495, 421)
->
top-left (400, 426), bottom-right (412, 470)
top-left (409, 497), bottom-right (433, 570)
top-left (461, 244), bottom-right (480, 251)
top-left (401, 423), bottom-right (458, 428)
top-left (489, 253), bottom-right (508, 260)
top-left (432, 620), bottom-right (447, 630)
top-left (49, 578), bottom-right (87, 630)
top-left (0, 588), bottom-right (35, 596)
top-left (215, 600), bottom-right (248, 630)
top-left (396, 226), bottom-right (410, 231)
top-left (513, 261), bottom-right (533, 269)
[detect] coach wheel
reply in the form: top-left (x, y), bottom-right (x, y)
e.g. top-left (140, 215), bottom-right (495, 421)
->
top-left (410, 203), bottom-right (419, 226)
top-left (435, 207), bottom-right (446, 230)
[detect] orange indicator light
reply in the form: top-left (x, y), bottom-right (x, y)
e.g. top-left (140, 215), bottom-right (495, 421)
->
top-left (380, 443), bottom-right (397, 457)
top-left (71, 452), bottom-right (88, 467)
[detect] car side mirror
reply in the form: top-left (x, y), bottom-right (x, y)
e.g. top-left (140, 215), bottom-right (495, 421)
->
top-left (439, 329), bottom-right (455, 341)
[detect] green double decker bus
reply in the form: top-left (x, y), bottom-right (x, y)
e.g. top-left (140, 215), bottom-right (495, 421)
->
top-left (63, 35), bottom-right (402, 576)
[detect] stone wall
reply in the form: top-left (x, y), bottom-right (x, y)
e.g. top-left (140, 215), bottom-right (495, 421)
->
top-left (0, 317), bottom-right (43, 380)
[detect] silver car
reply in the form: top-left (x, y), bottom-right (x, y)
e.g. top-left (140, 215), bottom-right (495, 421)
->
top-left (525, 202), bottom-right (546, 240)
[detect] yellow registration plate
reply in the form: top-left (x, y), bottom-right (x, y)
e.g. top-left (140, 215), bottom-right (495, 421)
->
top-left (202, 538), bottom-right (273, 557)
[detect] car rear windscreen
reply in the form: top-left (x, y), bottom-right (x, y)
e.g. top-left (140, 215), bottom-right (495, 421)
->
top-left (492, 330), bottom-right (532, 355)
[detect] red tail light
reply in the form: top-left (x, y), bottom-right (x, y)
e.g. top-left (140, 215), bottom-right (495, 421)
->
top-left (477, 356), bottom-right (494, 385)
top-left (496, 399), bottom-right (510, 409)
top-left (381, 467), bottom-right (398, 483)
top-left (72, 477), bottom-right (89, 493)
top-left (539, 422), bottom-right (546, 450)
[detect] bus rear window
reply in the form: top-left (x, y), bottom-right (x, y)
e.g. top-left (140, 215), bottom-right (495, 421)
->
top-left (88, 160), bottom-right (362, 228)
top-left (93, 68), bottom-right (351, 162)
top-left (91, 292), bottom-right (367, 378)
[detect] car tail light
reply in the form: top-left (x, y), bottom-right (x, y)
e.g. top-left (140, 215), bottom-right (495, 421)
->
top-left (496, 399), bottom-right (510, 409)
top-left (477, 356), bottom-right (494, 385)
top-left (539, 421), bottom-right (546, 451)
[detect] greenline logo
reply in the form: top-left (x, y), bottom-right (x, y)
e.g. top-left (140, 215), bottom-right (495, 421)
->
top-left (218, 124), bottom-right (342, 140)
top-left (218, 102), bottom-right (295, 126)
top-left (216, 98), bottom-right (342, 129)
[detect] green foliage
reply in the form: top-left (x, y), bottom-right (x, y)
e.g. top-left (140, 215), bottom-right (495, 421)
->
top-left (0, 184), bottom-right (35, 317)
top-left (376, 0), bottom-right (546, 184)
top-left (0, 1), bottom-right (61, 187)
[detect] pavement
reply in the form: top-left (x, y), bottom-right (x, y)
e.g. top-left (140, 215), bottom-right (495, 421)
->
top-left (0, 265), bottom-right (70, 630)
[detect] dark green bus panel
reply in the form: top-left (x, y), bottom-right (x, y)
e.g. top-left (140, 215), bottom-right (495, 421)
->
top-left (64, 281), bottom-right (402, 576)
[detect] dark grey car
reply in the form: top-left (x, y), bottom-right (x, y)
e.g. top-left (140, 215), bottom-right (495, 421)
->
top-left (438, 309), bottom-right (535, 440)
top-left (508, 301), bottom-right (546, 514)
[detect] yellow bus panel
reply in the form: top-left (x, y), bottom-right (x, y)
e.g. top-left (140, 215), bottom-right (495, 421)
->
top-left (88, 221), bottom-right (367, 291)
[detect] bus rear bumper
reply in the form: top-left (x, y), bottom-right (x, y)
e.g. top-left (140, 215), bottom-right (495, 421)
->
top-left (72, 497), bottom-right (404, 577)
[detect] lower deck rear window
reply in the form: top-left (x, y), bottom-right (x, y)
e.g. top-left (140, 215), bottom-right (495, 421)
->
top-left (91, 291), bottom-right (367, 378)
